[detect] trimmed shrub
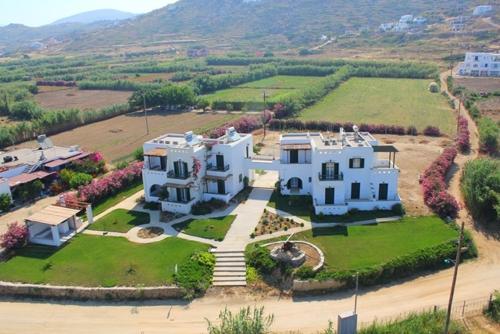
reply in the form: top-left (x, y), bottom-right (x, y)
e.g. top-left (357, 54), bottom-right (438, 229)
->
top-left (295, 265), bottom-right (316, 280)
top-left (423, 126), bottom-right (441, 137)
top-left (456, 116), bottom-right (470, 152)
top-left (191, 199), bottom-right (226, 215)
top-left (175, 251), bottom-right (215, 299)
top-left (246, 246), bottom-right (278, 274)
top-left (428, 82), bottom-right (439, 93)
top-left (0, 222), bottom-right (28, 251)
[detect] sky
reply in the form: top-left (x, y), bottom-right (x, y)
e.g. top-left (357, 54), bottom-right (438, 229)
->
top-left (0, 0), bottom-right (178, 27)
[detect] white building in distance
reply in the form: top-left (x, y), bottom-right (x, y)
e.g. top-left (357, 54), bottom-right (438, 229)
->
top-left (142, 127), bottom-right (401, 216)
top-left (473, 5), bottom-right (493, 16)
top-left (458, 52), bottom-right (500, 77)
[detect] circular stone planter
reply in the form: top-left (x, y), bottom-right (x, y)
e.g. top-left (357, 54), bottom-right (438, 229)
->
top-left (263, 241), bottom-right (325, 272)
top-left (137, 226), bottom-right (165, 239)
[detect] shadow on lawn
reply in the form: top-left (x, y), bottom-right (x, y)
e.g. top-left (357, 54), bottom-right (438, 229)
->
top-left (311, 226), bottom-right (349, 237)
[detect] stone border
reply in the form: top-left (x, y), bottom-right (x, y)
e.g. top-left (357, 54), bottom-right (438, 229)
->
top-left (0, 281), bottom-right (183, 301)
top-left (262, 240), bottom-right (324, 271)
top-left (292, 278), bottom-right (346, 293)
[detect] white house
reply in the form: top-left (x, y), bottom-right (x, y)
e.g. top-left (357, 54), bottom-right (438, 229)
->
top-left (142, 126), bottom-right (401, 217)
top-left (458, 52), bottom-right (500, 77)
top-left (473, 5), bottom-right (493, 16)
top-left (142, 128), bottom-right (253, 214)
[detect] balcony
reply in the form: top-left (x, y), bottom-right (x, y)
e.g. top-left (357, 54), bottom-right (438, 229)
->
top-left (206, 163), bottom-right (231, 178)
top-left (372, 160), bottom-right (398, 170)
top-left (318, 172), bottom-right (344, 181)
top-left (161, 198), bottom-right (196, 214)
top-left (166, 170), bottom-right (193, 186)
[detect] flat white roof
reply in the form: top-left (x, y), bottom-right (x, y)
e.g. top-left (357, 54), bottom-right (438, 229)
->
top-left (26, 205), bottom-right (80, 226)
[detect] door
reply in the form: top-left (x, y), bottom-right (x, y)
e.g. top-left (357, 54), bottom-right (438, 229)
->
top-left (182, 162), bottom-right (188, 177)
top-left (289, 149), bottom-right (298, 164)
top-left (216, 155), bottom-right (224, 170)
top-left (325, 188), bottom-right (335, 205)
top-left (351, 182), bottom-right (360, 200)
top-left (378, 183), bottom-right (388, 200)
top-left (173, 161), bottom-right (180, 175)
top-left (217, 180), bottom-right (226, 194)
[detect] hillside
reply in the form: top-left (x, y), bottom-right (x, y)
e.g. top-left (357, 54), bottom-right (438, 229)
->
top-left (52, 9), bottom-right (136, 25)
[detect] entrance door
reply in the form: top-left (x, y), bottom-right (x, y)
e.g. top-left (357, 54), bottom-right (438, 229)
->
top-left (216, 154), bottom-right (225, 170)
top-left (325, 188), bottom-right (335, 205)
top-left (217, 180), bottom-right (226, 194)
top-left (289, 149), bottom-right (298, 164)
top-left (378, 183), bottom-right (388, 200)
top-left (351, 182), bottom-right (360, 200)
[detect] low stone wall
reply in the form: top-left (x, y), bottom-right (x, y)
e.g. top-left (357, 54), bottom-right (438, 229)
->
top-left (292, 279), bottom-right (346, 293)
top-left (0, 281), bottom-right (184, 301)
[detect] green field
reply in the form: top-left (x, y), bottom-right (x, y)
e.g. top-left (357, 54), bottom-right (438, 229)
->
top-left (289, 217), bottom-right (457, 270)
top-left (88, 209), bottom-right (150, 233)
top-left (174, 215), bottom-right (236, 241)
top-left (300, 77), bottom-right (456, 135)
top-left (203, 75), bottom-right (320, 104)
top-left (0, 235), bottom-right (209, 287)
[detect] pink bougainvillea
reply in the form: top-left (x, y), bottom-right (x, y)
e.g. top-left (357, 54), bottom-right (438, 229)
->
top-left (89, 151), bottom-right (104, 163)
top-left (0, 222), bottom-right (28, 251)
top-left (456, 116), bottom-right (470, 153)
top-left (75, 161), bottom-right (143, 204)
top-left (192, 157), bottom-right (201, 179)
top-left (209, 116), bottom-right (261, 138)
top-left (420, 147), bottom-right (460, 218)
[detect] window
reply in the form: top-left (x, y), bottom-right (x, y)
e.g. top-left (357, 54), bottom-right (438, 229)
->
top-left (239, 174), bottom-right (243, 183)
top-left (349, 158), bottom-right (365, 169)
top-left (289, 149), bottom-right (299, 164)
top-left (474, 56), bottom-right (479, 61)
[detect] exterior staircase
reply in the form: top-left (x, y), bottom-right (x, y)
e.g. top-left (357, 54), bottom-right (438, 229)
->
top-left (211, 249), bottom-right (246, 287)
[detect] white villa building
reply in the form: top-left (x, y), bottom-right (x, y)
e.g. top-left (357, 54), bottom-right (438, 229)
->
top-left (142, 127), bottom-right (400, 216)
top-left (458, 52), bottom-right (500, 77)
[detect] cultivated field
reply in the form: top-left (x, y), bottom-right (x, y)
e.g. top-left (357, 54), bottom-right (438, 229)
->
top-left (300, 77), bottom-right (456, 135)
top-left (454, 77), bottom-right (500, 93)
top-left (35, 87), bottom-right (132, 110)
top-left (203, 75), bottom-right (320, 105)
top-left (11, 111), bottom-right (237, 163)
top-left (253, 130), bottom-right (452, 216)
top-left (476, 96), bottom-right (500, 122)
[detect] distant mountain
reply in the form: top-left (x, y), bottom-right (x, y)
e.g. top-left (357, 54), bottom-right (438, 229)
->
top-left (52, 9), bottom-right (137, 25)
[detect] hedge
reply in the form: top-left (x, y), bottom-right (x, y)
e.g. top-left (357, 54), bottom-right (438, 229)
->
top-left (456, 116), bottom-right (470, 152)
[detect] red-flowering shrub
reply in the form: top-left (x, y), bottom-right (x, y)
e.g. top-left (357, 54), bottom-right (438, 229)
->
top-left (423, 126), bottom-right (441, 137)
top-left (421, 147), bottom-right (459, 218)
top-left (456, 116), bottom-right (470, 153)
top-left (0, 222), bottom-right (28, 251)
top-left (209, 116), bottom-right (261, 138)
top-left (75, 161), bottom-right (143, 204)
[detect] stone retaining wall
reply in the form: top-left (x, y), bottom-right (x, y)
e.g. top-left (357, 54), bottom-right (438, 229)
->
top-left (0, 281), bottom-right (184, 301)
top-left (292, 279), bottom-right (346, 293)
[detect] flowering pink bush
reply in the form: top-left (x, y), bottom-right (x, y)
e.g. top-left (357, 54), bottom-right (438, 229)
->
top-left (421, 147), bottom-right (459, 218)
top-left (76, 161), bottom-right (143, 204)
top-left (423, 126), bottom-right (441, 137)
top-left (1, 222), bottom-right (28, 251)
top-left (456, 116), bottom-right (470, 153)
top-left (209, 116), bottom-right (261, 138)
top-left (89, 151), bottom-right (104, 163)
top-left (192, 157), bottom-right (201, 179)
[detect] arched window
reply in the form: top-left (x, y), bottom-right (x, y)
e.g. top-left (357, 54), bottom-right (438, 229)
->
top-left (286, 177), bottom-right (302, 191)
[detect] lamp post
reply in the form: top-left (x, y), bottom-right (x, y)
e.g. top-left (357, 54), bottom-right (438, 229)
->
top-left (354, 272), bottom-right (359, 314)
top-left (444, 220), bottom-right (465, 334)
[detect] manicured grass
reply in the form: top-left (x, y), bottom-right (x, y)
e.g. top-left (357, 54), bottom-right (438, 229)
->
top-left (289, 216), bottom-right (457, 270)
top-left (267, 191), bottom-right (398, 222)
top-left (174, 215), bottom-right (236, 241)
top-left (203, 75), bottom-right (320, 103)
top-left (88, 209), bottom-right (150, 233)
top-left (0, 235), bottom-right (209, 287)
top-left (92, 182), bottom-right (143, 216)
top-left (300, 77), bottom-right (456, 135)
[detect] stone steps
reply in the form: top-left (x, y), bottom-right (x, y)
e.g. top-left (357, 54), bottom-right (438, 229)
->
top-left (211, 249), bottom-right (247, 287)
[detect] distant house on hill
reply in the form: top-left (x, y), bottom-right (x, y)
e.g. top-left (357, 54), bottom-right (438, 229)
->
top-left (187, 46), bottom-right (208, 58)
top-left (473, 5), bottom-right (493, 16)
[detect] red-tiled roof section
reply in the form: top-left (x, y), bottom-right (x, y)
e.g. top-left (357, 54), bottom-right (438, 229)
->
top-left (8, 171), bottom-right (55, 187)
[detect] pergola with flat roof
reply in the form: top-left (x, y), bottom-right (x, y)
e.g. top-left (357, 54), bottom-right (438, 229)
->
top-left (25, 205), bottom-right (82, 247)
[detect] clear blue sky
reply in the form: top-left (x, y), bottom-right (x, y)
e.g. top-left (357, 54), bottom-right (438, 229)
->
top-left (0, 0), bottom-right (178, 27)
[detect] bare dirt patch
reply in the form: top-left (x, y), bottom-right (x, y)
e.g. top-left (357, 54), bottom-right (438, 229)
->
top-left (454, 77), bottom-right (500, 94)
top-left (476, 96), bottom-right (500, 122)
top-left (35, 87), bottom-right (132, 110)
top-left (10, 111), bottom-right (237, 162)
top-left (137, 227), bottom-right (164, 239)
top-left (253, 130), bottom-right (451, 216)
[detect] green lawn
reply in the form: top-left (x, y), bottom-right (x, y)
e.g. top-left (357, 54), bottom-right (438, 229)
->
top-left (88, 209), bottom-right (150, 233)
top-left (300, 77), bottom-right (456, 135)
top-left (267, 191), bottom-right (398, 223)
top-left (239, 75), bottom-right (320, 89)
top-left (92, 182), bottom-right (144, 216)
top-left (257, 216), bottom-right (458, 271)
top-left (174, 215), bottom-right (236, 241)
top-left (0, 235), bottom-right (209, 287)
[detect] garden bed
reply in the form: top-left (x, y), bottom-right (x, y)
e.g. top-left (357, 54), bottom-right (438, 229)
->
top-left (252, 209), bottom-right (302, 237)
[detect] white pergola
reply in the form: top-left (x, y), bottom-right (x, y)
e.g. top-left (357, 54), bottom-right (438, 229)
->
top-left (25, 205), bottom-right (82, 247)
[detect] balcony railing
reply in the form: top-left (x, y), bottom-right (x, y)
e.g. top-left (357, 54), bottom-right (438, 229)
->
top-left (163, 198), bottom-right (195, 204)
top-left (167, 170), bottom-right (192, 179)
top-left (318, 172), bottom-right (344, 181)
top-left (207, 163), bottom-right (230, 172)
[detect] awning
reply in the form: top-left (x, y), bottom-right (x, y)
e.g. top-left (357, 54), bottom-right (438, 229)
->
top-left (281, 143), bottom-right (312, 150)
top-left (144, 148), bottom-right (168, 157)
top-left (8, 171), bottom-right (55, 188)
top-left (25, 205), bottom-right (81, 226)
top-left (204, 174), bottom-right (233, 181)
top-left (372, 145), bottom-right (399, 153)
top-left (44, 152), bottom-right (91, 169)
top-left (164, 182), bottom-right (193, 188)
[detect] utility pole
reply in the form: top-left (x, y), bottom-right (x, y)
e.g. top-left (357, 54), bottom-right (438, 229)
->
top-left (263, 90), bottom-right (267, 106)
top-left (354, 272), bottom-right (359, 314)
top-left (449, 50), bottom-right (453, 76)
top-left (444, 220), bottom-right (465, 334)
top-left (143, 93), bottom-right (150, 135)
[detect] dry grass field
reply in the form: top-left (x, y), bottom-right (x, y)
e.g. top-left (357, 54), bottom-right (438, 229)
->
top-left (253, 129), bottom-right (452, 216)
top-left (476, 96), bottom-right (500, 122)
top-left (35, 87), bottom-right (132, 110)
top-left (454, 77), bottom-right (500, 94)
top-left (12, 111), bottom-right (237, 163)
